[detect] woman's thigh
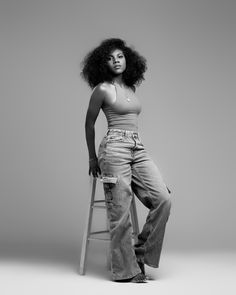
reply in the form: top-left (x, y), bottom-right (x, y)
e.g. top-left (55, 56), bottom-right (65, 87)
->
top-left (131, 155), bottom-right (170, 208)
top-left (98, 142), bottom-right (133, 216)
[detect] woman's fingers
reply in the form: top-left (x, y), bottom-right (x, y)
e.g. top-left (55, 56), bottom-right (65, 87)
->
top-left (88, 161), bottom-right (101, 178)
top-left (90, 168), bottom-right (100, 178)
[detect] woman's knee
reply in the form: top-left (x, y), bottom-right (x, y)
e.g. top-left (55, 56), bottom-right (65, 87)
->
top-left (157, 189), bottom-right (172, 211)
top-left (163, 191), bottom-right (171, 205)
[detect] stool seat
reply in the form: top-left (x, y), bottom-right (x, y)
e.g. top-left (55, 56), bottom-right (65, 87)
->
top-left (79, 177), bottom-right (140, 275)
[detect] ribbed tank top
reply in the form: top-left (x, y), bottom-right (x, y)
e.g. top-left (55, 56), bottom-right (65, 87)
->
top-left (102, 84), bottom-right (141, 131)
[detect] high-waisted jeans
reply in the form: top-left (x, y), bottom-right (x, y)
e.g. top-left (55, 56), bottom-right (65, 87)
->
top-left (97, 129), bottom-right (172, 281)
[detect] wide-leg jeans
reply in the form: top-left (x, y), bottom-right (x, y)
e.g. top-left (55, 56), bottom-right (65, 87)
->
top-left (98, 129), bottom-right (171, 281)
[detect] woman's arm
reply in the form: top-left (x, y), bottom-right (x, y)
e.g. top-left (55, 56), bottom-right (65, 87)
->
top-left (85, 84), bottom-right (105, 177)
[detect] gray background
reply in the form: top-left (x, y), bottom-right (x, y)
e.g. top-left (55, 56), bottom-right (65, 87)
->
top-left (0, 0), bottom-right (235, 263)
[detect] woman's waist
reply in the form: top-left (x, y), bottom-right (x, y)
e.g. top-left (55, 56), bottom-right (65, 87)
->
top-left (107, 119), bottom-right (138, 133)
top-left (106, 128), bottom-right (139, 137)
top-left (105, 129), bottom-right (142, 144)
top-left (105, 112), bottom-right (139, 132)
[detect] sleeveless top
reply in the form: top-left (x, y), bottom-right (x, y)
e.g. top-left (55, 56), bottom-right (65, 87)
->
top-left (102, 84), bottom-right (142, 131)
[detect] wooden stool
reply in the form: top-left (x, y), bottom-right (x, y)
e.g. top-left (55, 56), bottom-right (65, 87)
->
top-left (79, 177), bottom-right (140, 275)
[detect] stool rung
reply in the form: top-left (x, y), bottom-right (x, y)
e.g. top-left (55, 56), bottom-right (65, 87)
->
top-left (89, 230), bottom-right (110, 242)
top-left (89, 230), bottom-right (136, 238)
top-left (88, 237), bottom-right (110, 241)
top-left (92, 205), bottom-right (106, 208)
top-left (90, 230), bottom-right (109, 235)
top-left (88, 235), bottom-right (136, 242)
top-left (93, 200), bottom-right (106, 203)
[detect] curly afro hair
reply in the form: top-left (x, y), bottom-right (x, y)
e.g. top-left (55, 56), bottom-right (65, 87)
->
top-left (80, 38), bottom-right (147, 90)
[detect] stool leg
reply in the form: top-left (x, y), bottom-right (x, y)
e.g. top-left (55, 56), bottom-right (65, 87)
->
top-left (130, 195), bottom-right (140, 245)
top-left (79, 177), bottom-right (97, 275)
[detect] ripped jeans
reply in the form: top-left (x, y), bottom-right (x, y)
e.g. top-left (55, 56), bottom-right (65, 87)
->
top-left (98, 129), bottom-right (171, 281)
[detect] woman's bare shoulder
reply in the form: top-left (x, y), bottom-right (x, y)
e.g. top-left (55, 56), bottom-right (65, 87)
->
top-left (93, 82), bottom-right (113, 94)
top-left (91, 82), bottom-right (114, 104)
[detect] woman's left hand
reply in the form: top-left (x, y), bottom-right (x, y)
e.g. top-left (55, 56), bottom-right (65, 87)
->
top-left (89, 158), bottom-right (101, 178)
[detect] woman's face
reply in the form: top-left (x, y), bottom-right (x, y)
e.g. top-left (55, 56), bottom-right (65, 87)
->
top-left (106, 49), bottom-right (126, 75)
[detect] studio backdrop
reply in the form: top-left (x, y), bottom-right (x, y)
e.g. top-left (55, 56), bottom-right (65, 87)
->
top-left (0, 0), bottom-right (235, 261)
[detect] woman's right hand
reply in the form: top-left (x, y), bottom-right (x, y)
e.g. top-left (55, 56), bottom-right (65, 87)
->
top-left (89, 158), bottom-right (101, 178)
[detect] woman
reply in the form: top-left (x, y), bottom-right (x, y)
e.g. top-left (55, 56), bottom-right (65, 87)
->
top-left (81, 38), bottom-right (172, 283)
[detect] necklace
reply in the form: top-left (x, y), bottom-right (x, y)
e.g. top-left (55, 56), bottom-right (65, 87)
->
top-left (112, 82), bottom-right (131, 102)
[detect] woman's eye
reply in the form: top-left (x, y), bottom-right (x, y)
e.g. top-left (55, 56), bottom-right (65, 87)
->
top-left (107, 55), bottom-right (123, 62)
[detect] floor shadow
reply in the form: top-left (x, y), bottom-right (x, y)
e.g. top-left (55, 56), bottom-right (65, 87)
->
top-left (0, 239), bottom-right (113, 280)
top-left (0, 240), bottom-right (82, 273)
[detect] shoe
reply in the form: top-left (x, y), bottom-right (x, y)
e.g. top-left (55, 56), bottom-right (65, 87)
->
top-left (137, 261), bottom-right (145, 275)
top-left (137, 261), bottom-right (154, 280)
top-left (115, 273), bottom-right (147, 283)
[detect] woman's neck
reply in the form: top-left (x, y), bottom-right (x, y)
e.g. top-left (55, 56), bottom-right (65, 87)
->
top-left (111, 75), bottom-right (124, 87)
